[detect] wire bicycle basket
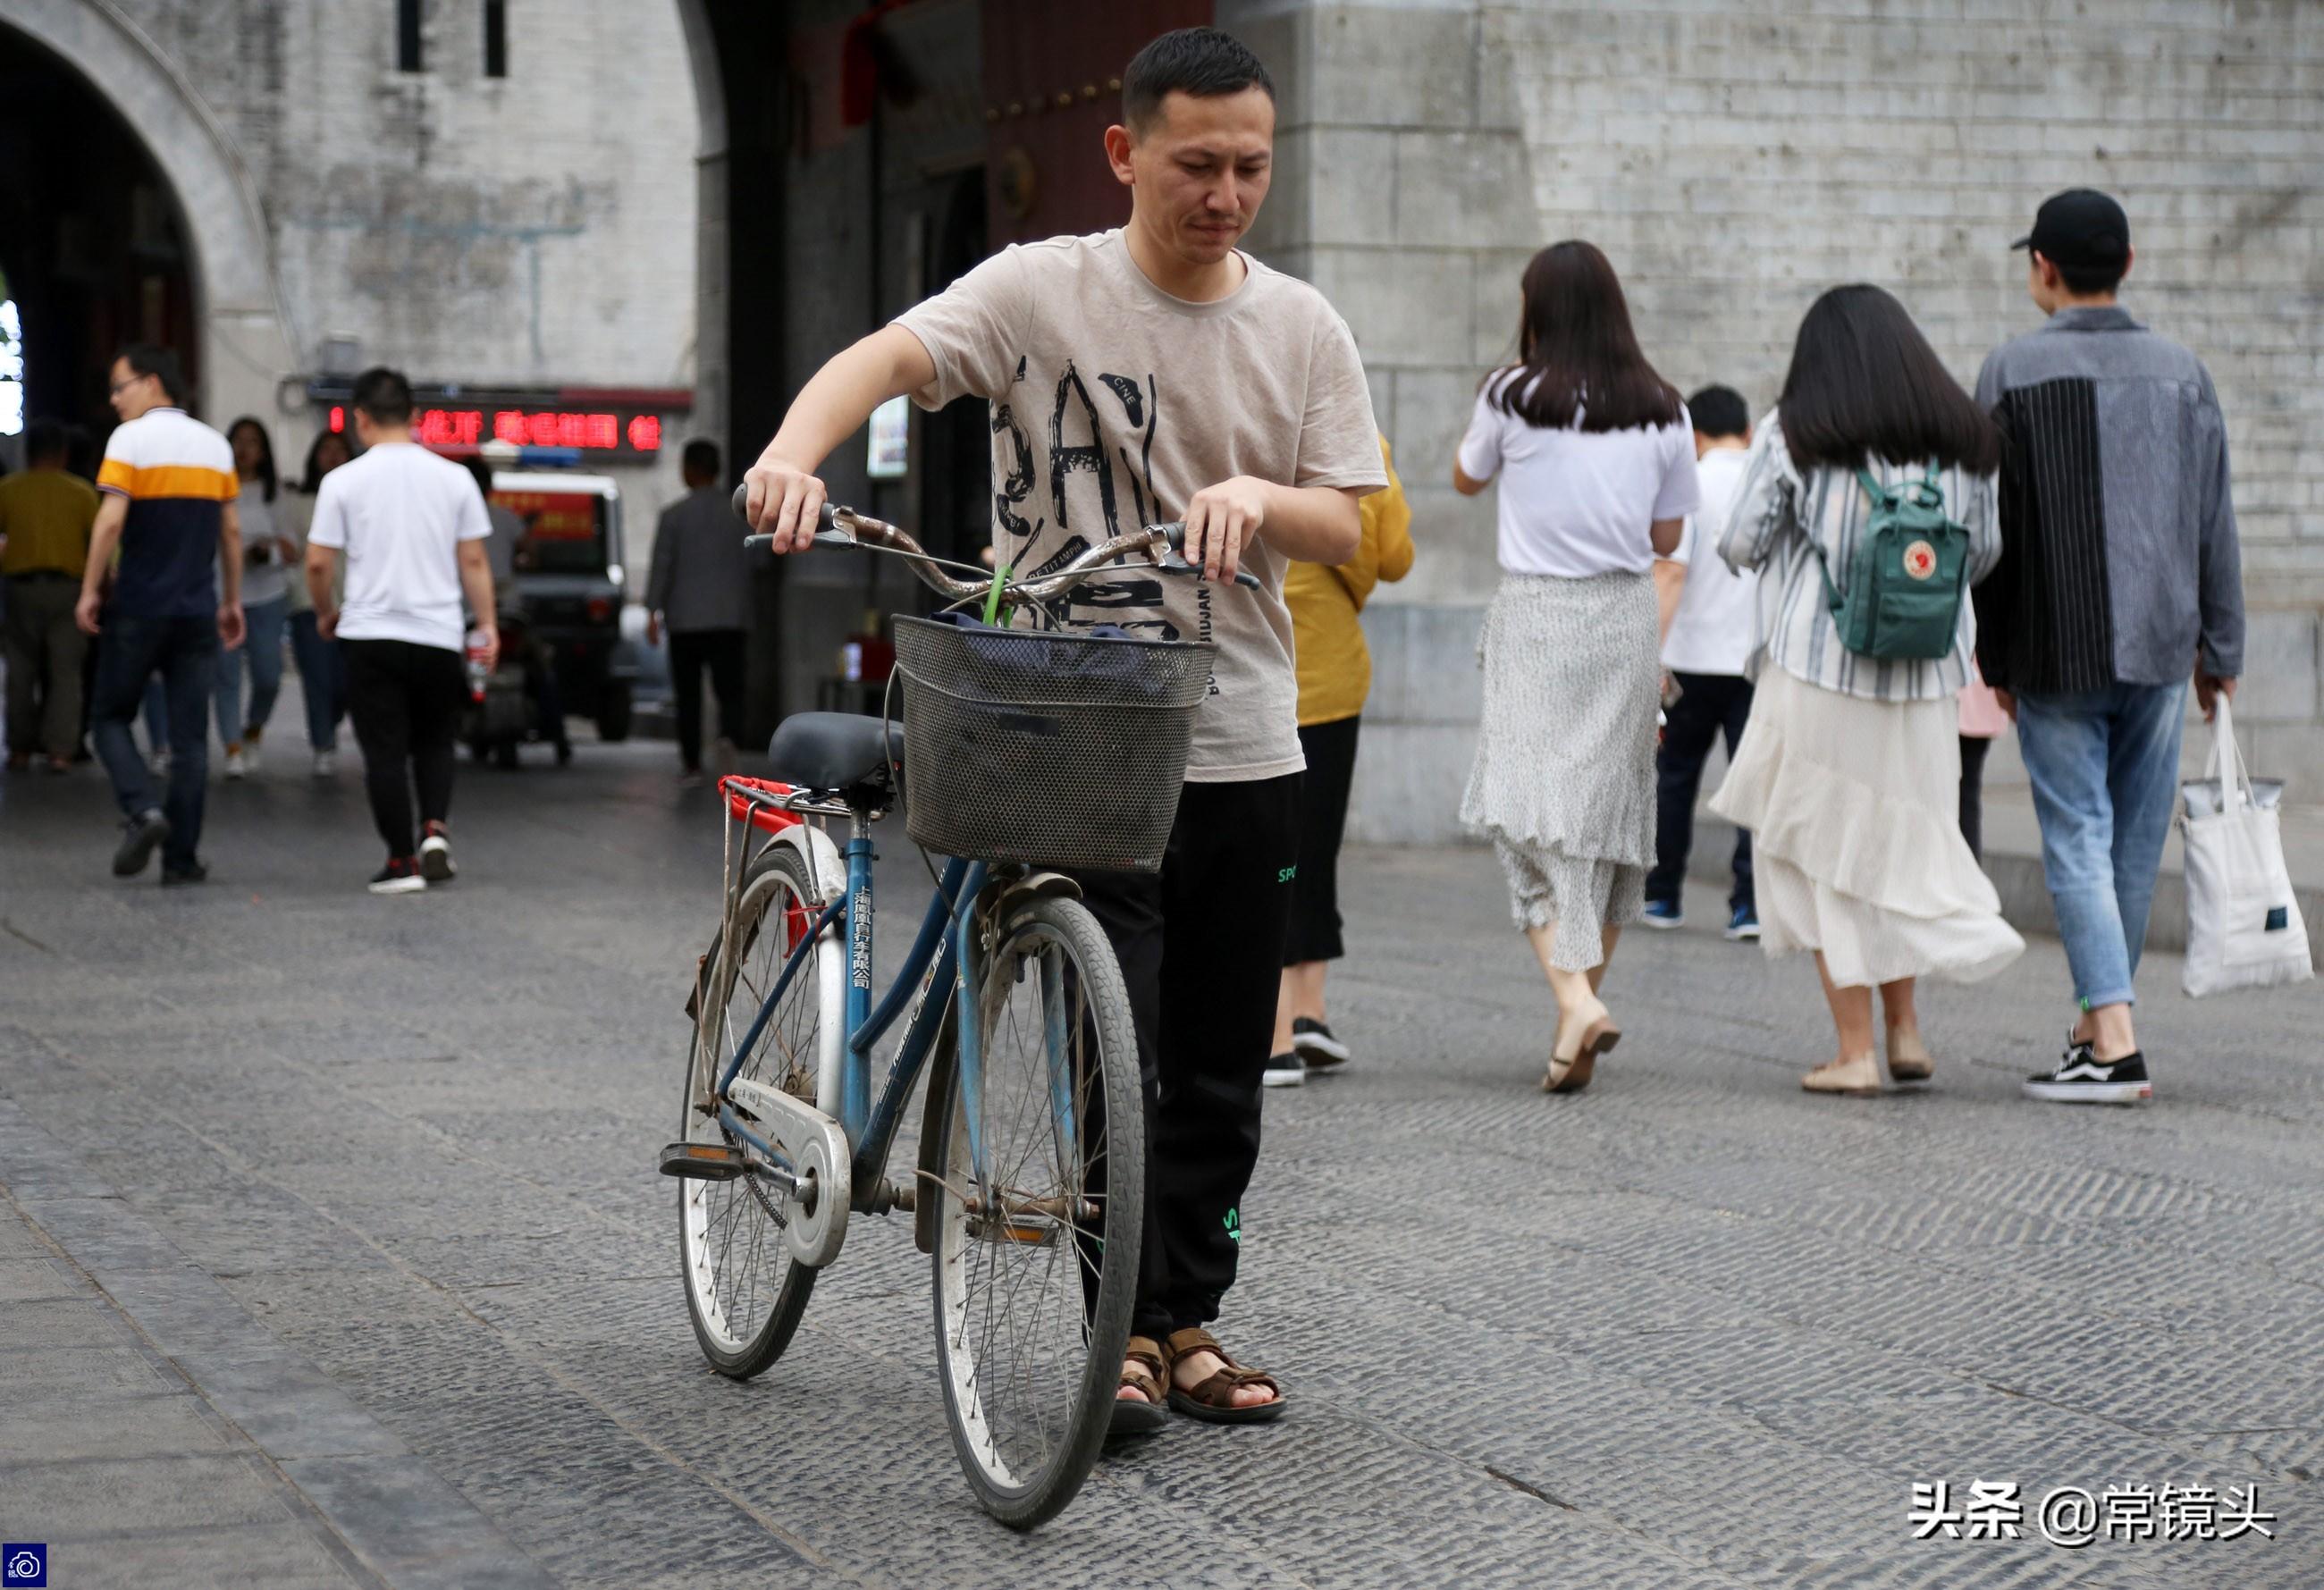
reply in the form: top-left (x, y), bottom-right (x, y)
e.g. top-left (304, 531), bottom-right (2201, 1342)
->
top-left (890, 616), bottom-right (1212, 871)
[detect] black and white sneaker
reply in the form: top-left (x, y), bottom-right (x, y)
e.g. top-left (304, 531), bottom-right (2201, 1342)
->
top-left (1291, 1016), bottom-right (1350, 1072)
top-left (2023, 1046), bottom-right (2152, 1105)
top-left (1261, 1053), bottom-right (1307, 1088)
top-left (113, 809), bottom-right (171, 877)
top-left (418, 821), bottom-right (456, 883)
top-left (368, 857), bottom-right (427, 896)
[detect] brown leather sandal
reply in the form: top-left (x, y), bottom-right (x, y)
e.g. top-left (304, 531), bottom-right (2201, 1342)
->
top-left (1108, 1334), bottom-right (1170, 1439)
top-left (1162, 1327), bottom-right (1285, 1425)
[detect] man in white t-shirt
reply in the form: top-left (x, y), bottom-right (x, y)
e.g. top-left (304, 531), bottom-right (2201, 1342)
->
top-left (306, 368), bottom-right (497, 895)
top-left (1646, 385), bottom-right (1759, 938)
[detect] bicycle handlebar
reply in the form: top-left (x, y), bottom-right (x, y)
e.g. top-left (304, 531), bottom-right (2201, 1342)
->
top-left (731, 486), bottom-right (1262, 602)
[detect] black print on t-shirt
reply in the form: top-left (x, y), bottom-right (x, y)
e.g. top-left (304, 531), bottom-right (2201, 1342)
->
top-left (992, 358), bottom-right (1177, 641)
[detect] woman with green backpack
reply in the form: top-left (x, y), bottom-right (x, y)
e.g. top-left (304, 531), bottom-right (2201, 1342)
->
top-left (1712, 285), bottom-right (2024, 1097)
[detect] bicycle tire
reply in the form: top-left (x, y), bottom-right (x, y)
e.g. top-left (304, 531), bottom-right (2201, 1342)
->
top-left (678, 846), bottom-right (834, 1378)
top-left (927, 895), bottom-right (1145, 1529)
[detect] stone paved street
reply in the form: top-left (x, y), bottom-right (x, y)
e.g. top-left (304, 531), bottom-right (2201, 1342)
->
top-left (2, 736), bottom-right (2320, 1589)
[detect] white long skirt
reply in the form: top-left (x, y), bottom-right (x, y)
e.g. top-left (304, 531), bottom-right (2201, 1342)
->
top-left (1711, 668), bottom-right (2024, 988)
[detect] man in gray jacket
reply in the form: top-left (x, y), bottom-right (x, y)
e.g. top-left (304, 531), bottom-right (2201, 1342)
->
top-left (1974, 189), bottom-right (2244, 1107)
top-left (645, 439), bottom-right (750, 786)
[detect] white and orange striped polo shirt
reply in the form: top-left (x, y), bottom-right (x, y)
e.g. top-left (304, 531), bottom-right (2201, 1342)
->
top-left (97, 406), bottom-right (236, 618)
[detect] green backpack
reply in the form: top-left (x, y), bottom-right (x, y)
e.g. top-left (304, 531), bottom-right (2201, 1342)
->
top-left (1811, 465), bottom-right (1971, 662)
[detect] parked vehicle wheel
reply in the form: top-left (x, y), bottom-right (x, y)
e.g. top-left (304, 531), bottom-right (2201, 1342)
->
top-left (595, 683), bottom-right (634, 743)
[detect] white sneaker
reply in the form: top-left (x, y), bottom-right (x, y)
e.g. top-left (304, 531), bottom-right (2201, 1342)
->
top-left (418, 826), bottom-right (456, 883)
top-left (312, 750), bottom-right (336, 778)
top-left (241, 739), bottom-right (263, 775)
top-left (1261, 1054), bottom-right (1307, 1088)
top-left (149, 748), bottom-right (172, 779)
top-left (223, 747), bottom-right (248, 780)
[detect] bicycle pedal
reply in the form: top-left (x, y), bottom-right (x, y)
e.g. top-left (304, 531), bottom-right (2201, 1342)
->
top-left (659, 1141), bottom-right (748, 1182)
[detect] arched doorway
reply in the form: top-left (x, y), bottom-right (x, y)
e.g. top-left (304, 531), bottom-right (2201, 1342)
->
top-left (0, 25), bottom-right (193, 459)
top-left (0, 0), bottom-right (298, 440)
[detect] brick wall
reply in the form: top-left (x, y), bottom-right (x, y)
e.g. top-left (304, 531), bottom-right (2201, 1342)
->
top-left (1225, 0), bottom-right (2324, 840)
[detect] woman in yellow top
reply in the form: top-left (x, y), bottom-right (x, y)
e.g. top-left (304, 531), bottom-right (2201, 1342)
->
top-left (1266, 436), bottom-right (1413, 1086)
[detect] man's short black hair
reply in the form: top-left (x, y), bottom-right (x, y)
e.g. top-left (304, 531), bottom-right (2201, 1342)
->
top-left (351, 366), bottom-right (414, 425)
top-left (1687, 383), bottom-right (1750, 439)
top-left (681, 438), bottom-right (720, 478)
top-left (2054, 257), bottom-right (2127, 298)
top-left (23, 417), bottom-right (67, 463)
top-left (116, 343), bottom-right (185, 404)
top-left (1122, 27), bottom-right (1273, 132)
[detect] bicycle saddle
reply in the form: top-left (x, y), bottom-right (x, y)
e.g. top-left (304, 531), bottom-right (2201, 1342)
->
top-left (767, 712), bottom-right (898, 801)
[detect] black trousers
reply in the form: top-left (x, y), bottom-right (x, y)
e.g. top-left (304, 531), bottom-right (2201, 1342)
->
top-left (1959, 734), bottom-right (1991, 862)
top-left (668, 628), bottom-right (745, 770)
top-left (1072, 773), bottom-right (1301, 1340)
top-left (1646, 671), bottom-right (1755, 912)
top-left (343, 638), bottom-right (464, 858)
top-left (1284, 715), bottom-right (1360, 965)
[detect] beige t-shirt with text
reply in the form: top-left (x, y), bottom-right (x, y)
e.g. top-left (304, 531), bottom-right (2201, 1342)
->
top-left (894, 230), bottom-right (1385, 781)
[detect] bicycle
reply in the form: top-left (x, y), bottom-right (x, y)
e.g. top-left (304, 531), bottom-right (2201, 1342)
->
top-left (661, 494), bottom-right (1253, 1527)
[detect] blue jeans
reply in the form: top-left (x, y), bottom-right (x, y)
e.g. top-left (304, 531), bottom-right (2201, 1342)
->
top-left (2016, 681), bottom-right (2188, 1011)
top-left (215, 595), bottom-right (288, 745)
top-left (288, 609), bottom-right (344, 751)
top-left (92, 615), bottom-right (220, 870)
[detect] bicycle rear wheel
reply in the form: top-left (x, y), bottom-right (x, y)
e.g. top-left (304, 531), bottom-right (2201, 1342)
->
top-left (678, 846), bottom-right (835, 1378)
top-left (928, 895), bottom-right (1144, 1529)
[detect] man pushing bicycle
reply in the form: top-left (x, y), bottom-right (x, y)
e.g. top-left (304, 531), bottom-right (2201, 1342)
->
top-left (744, 27), bottom-right (1384, 1434)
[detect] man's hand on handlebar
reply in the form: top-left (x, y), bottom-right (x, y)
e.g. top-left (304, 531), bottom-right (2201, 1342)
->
top-left (742, 458), bottom-right (829, 554)
top-left (1182, 476), bottom-right (1268, 584)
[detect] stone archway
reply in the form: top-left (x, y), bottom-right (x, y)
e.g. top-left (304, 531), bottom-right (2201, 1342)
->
top-left (4, 0), bottom-right (299, 425)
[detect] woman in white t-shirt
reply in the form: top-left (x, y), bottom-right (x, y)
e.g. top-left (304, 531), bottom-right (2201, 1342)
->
top-left (1453, 240), bottom-right (1700, 1094)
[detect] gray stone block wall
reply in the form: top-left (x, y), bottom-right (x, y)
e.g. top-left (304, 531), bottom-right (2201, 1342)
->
top-left (1225, 0), bottom-right (2324, 842)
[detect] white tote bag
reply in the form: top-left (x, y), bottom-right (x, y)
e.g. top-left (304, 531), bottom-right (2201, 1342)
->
top-left (2179, 695), bottom-right (2313, 997)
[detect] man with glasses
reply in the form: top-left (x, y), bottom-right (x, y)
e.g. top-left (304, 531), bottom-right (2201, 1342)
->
top-left (78, 345), bottom-right (245, 885)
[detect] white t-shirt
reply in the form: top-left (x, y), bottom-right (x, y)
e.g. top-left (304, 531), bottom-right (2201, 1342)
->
top-left (1456, 376), bottom-right (1699, 578)
top-left (307, 442), bottom-right (490, 652)
top-left (1660, 445), bottom-right (1758, 676)
top-left (232, 484), bottom-right (286, 607)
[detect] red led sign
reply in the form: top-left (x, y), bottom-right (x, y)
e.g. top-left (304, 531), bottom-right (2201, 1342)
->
top-left (335, 407), bottom-right (663, 455)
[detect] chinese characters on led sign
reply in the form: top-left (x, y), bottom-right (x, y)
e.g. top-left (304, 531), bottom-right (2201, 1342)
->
top-left (331, 407), bottom-right (664, 455)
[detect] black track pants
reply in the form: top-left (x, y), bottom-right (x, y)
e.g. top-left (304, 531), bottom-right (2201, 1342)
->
top-left (1071, 772), bottom-right (1301, 1340)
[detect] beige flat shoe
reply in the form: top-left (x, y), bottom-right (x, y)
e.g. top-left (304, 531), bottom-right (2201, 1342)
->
top-left (1885, 1029), bottom-right (1934, 1087)
top-left (1545, 1001), bottom-right (1621, 1093)
top-left (1802, 1052), bottom-right (1882, 1097)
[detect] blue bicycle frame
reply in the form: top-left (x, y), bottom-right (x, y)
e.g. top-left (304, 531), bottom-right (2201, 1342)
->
top-left (716, 820), bottom-right (989, 1204)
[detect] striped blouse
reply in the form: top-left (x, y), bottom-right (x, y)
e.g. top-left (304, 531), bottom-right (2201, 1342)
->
top-left (1717, 410), bottom-right (2001, 703)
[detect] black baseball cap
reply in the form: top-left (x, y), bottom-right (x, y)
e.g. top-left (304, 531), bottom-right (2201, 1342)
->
top-left (2012, 189), bottom-right (2130, 270)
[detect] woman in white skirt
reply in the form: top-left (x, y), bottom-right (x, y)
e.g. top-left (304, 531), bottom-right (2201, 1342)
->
top-left (1713, 285), bottom-right (2025, 1096)
top-left (1454, 241), bottom-right (1700, 1093)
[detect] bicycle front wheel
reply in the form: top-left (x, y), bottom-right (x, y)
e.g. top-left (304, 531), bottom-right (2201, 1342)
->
top-left (928, 895), bottom-right (1145, 1529)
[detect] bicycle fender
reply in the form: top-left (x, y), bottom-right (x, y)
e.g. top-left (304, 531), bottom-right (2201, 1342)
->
top-left (767, 822), bottom-right (850, 1116)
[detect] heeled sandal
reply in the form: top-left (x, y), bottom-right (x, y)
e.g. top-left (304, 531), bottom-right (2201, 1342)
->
top-left (1108, 1334), bottom-right (1170, 1439)
top-left (1162, 1327), bottom-right (1285, 1426)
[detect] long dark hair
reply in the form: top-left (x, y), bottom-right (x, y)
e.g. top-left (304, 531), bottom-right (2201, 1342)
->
top-left (225, 416), bottom-right (278, 502)
top-left (299, 428), bottom-right (351, 493)
top-left (1488, 240), bottom-right (1681, 433)
top-left (1777, 285), bottom-right (2001, 475)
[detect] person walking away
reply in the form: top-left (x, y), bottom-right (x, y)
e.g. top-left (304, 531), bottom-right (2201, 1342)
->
top-left (78, 344), bottom-right (246, 884)
top-left (306, 368), bottom-right (497, 894)
top-left (1264, 433), bottom-right (1413, 1087)
top-left (646, 439), bottom-right (750, 787)
top-left (278, 429), bottom-right (352, 776)
top-left (215, 417), bottom-right (296, 778)
top-left (2, 419), bottom-right (98, 773)
top-left (1974, 189), bottom-right (2243, 1106)
top-left (1956, 668), bottom-right (2008, 861)
top-left (743, 27), bottom-right (1384, 1434)
top-left (1454, 240), bottom-right (1700, 1095)
top-left (1712, 286), bottom-right (2024, 1095)
top-left (1644, 384), bottom-right (1759, 939)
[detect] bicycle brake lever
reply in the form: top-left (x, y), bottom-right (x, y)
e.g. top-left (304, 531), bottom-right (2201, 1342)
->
top-left (1155, 551), bottom-right (1262, 592)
